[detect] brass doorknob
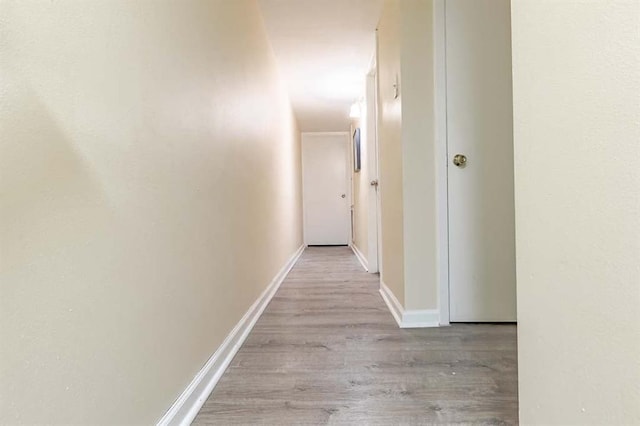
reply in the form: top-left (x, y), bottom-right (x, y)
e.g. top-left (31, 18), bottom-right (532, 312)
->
top-left (453, 154), bottom-right (467, 167)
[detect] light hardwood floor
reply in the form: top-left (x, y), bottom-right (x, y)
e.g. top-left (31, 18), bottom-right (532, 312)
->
top-left (193, 247), bottom-right (518, 425)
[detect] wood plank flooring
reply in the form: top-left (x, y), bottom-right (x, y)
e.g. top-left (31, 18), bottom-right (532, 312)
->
top-left (193, 247), bottom-right (518, 425)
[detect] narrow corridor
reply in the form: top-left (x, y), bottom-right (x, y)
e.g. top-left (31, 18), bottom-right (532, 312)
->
top-left (193, 247), bottom-right (518, 424)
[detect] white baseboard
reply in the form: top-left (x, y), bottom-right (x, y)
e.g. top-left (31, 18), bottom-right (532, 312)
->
top-left (157, 244), bottom-right (305, 426)
top-left (379, 280), bottom-right (404, 326)
top-left (350, 244), bottom-right (368, 272)
top-left (402, 308), bottom-right (441, 328)
top-left (379, 281), bottom-right (440, 328)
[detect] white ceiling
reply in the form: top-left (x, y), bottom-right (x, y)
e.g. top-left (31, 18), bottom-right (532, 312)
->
top-left (259, 0), bottom-right (383, 132)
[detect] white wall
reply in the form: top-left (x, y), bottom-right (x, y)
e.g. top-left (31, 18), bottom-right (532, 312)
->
top-left (512, 1), bottom-right (640, 423)
top-left (0, 1), bottom-right (303, 424)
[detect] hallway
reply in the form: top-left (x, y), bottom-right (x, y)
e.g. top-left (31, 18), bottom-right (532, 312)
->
top-left (193, 247), bottom-right (518, 424)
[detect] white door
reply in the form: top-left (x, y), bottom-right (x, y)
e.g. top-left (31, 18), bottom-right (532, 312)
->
top-left (302, 133), bottom-right (350, 245)
top-left (446, 0), bottom-right (516, 322)
top-left (366, 72), bottom-right (380, 273)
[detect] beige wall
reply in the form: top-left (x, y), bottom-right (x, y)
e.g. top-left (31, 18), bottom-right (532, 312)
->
top-left (376, 0), bottom-right (437, 310)
top-left (0, 1), bottom-right (303, 424)
top-left (399, 0), bottom-right (437, 311)
top-left (376, 0), bottom-right (405, 303)
top-left (512, 1), bottom-right (640, 424)
top-left (351, 117), bottom-right (369, 261)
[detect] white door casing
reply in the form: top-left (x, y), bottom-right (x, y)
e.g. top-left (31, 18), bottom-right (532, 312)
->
top-left (302, 132), bottom-right (351, 246)
top-left (366, 71), bottom-right (380, 273)
top-left (446, 0), bottom-right (517, 322)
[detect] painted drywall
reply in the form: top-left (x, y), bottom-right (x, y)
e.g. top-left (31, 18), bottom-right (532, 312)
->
top-left (351, 116), bottom-right (369, 263)
top-left (376, 0), bottom-right (405, 304)
top-left (512, 1), bottom-right (640, 424)
top-left (0, 1), bottom-right (303, 424)
top-left (399, 0), bottom-right (437, 311)
top-left (376, 0), bottom-right (438, 311)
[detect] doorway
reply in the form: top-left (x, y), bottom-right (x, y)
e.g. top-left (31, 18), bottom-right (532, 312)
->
top-left (302, 132), bottom-right (351, 246)
top-left (439, 0), bottom-right (517, 322)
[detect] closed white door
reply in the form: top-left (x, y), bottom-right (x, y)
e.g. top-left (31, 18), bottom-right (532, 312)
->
top-left (446, 0), bottom-right (516, 322)
top-left (302, 133), bottom-right (350, 245)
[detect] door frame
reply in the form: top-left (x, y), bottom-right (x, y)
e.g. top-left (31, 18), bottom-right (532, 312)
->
top-left (301, 131), bottom-right (352, 246)
top-left (365, 56), bottom-right (382, 274)
top-left (434, 0), bottom-right (450, 325)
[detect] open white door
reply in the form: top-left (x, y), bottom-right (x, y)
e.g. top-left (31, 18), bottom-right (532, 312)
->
top-left (302, 133), bottom-right (351, 246)
top-left (446, 0), bottom-right (517, 322)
